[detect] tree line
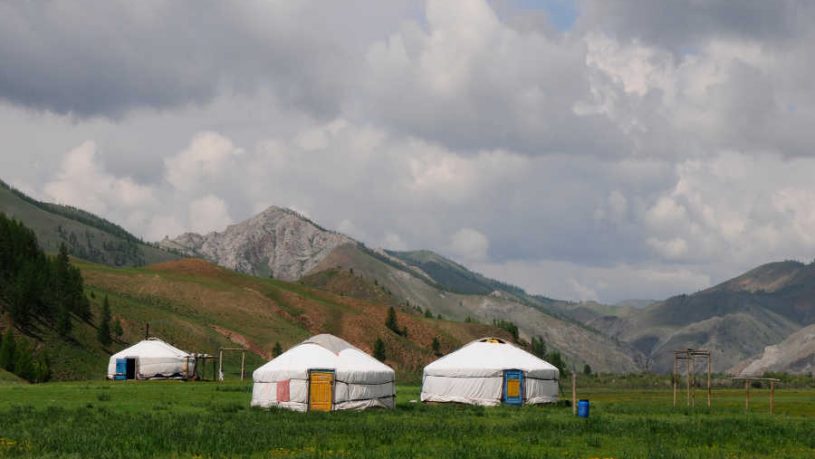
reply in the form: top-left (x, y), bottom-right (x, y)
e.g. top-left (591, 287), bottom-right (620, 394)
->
top-left (0, 213), bottom-right (91, 332)
top-left (0, 213), bottom-right (95, 382)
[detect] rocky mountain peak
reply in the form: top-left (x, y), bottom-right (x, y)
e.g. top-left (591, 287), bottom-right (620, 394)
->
top-left (160, 206), bottom-right (355, 281)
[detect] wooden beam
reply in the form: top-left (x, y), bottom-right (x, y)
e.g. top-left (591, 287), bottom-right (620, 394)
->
top-left (707, 354), bottom-right (712, 409)
top-left (218, 349), bottom-right (224, 382)
top-left (240, 351), bottom-right (246, 381)
top-left (686, 352), bottom-right (691, 407)
top-left (673, 354), bottom-right (678, 408)
top-left (745, 379), bottom-right (750, 412)
top-left (572, 371), bottom-right (577, 416)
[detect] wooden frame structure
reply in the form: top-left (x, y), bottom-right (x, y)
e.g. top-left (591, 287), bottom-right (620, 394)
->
top-left (732, 376), bottom-right (780, 415)
top-left (672, 349), bottom-right (712, 408)
top-left (217, 347), bottom-right (247, 382)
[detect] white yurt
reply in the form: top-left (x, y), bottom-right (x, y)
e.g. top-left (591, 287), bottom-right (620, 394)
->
top-left (251, 334), bottom-right (395, 412)
top-left (421, 337), bottom-right (559, 406)
top-left (107, 338), bottom-right (195, 380)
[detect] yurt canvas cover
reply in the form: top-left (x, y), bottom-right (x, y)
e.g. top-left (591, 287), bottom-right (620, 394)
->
top-left (421, 337), bottom-right (559, 406)
top-left (107, 338), bottom-right (194, 380)
top-left (252, 334), bottom-right (395, 412)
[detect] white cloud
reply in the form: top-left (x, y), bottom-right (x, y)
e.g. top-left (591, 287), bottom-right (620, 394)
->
top-left (449, 228), bottom-right (490, 262)
top-left (187, 195), bottom-right (232, 235)
top-left (382, 232), bottom-right (408, 251)
top-left (43, 141), bottom-right (156, 215)
top-left (164, 132), bottom-right (243, 193)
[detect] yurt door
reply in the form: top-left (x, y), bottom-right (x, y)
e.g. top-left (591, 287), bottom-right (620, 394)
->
top-left (125, 358), bottom-right (137, 380)
top-left (113, 359), bottom-right (126, 380)
top-left (308, 370), bottom-right (334, 412)
top-left (503, 370), bottom-right (524, 406)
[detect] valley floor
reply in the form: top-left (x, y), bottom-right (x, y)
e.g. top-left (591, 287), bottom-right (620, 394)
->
top-left (0, 382), bottom-right (812, 458)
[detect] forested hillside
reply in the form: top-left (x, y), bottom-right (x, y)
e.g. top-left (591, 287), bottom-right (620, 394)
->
top-left (0, 213), bottom-right (96, 381)
top-left (0, 179), bottom-right (178, 266)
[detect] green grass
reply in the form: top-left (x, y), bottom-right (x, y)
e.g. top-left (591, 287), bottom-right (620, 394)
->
top-left (0, 382), bottom-right (812, 458)
top-left (0, 369), bottom-right (23, 385)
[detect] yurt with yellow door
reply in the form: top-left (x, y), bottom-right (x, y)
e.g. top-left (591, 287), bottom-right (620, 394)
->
top-left (421, 337), bottom-right (559, 406)
top-left (251, 334), bottom-right (396, 412)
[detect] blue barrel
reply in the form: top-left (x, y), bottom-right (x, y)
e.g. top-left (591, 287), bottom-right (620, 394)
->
top-left (577, 399), bottom-right (590, 418)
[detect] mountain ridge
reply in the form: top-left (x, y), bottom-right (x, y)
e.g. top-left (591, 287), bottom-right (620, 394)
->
top-left (163, 205), bottom-right (643, 372)
top-left (0, 179), bottom-right (178, 266)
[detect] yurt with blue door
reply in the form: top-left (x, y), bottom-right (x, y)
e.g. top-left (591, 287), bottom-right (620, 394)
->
top-left (251, 334), bottom-right (396, 412)
top-left (421, 337), bottom-right (559, 406)
top-left (107, 338), bottom-right (195, 380)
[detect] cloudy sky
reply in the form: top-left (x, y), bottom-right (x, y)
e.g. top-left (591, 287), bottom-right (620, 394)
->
top-left (2, 0), bottom-right (815, 303)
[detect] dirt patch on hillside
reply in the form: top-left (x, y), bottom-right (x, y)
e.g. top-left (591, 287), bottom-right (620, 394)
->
top-left (149, 258), bottom-right (225, 277)
top-left (211, 325), bottom-right (269, 359)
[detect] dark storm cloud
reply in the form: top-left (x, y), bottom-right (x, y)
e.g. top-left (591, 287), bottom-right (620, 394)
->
top-left (578, 0), bottom-right (815, 51)
top-left (0, 1), bottom-right (354, 117)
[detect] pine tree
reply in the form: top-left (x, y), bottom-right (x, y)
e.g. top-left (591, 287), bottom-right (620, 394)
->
top-left (531, 336), bottom-right (547, 359)
top-left (56, 303), bottom-right (72, 338)
top-left (424, 309), bottom-right (433, 319)
top-left (431, 336), bottom-right (441, 355)
top-left (14, 340), bottom-right (34, 381)
top-left (97, 295), bottom-right (112, 346)
top-left (272, 341), bottom-right (283, 357)
top-left (385, 306), bottom-right (400, 334)
top-left (113, 319), bottom-right (124, 339)
top-left (373, 338), bottom-right (386, 362)
top-left (546, 351), bottom-right (567, 376)
top-left (583, 364), bottom-right (592, 376)
top-left (33, 353), bottom-right (51, 383)
top-left (0, 328), bottom-right (16, 372)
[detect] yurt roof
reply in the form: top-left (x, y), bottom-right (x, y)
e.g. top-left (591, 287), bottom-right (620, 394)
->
top-left (253, 334), bottom-right (394, 383)
top-left (302, 334), bottom-right (357, 354)
top-left (110, 338), bottom-right (190, 359)
top-left (424, 337), bottom-right (559, 379)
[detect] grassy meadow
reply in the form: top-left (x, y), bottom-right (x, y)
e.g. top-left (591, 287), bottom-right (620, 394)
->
top-left (0, 381), bottom-right (812, 458)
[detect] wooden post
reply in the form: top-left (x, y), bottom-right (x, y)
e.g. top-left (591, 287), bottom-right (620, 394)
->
top-left (706, 353), bottom-right (712, 408)
top-left (770, 381), bottom-right (775, 415)
top-left (240, 351), bottom-right (246, 381)
top-left (673, 354), bottom-right (678, 408)
top-left (744, 379), bottom-right (750, 412)
top-left (145, 323), bottom-right (149, 340)
top-left (571, 371), bottom-right (577, 415)
top-left (218, 349), bottom-right (224, 382)
top-left (690, 354), bottom-right (696, 407)
top-left (686, 352), bottom-right (691, 407)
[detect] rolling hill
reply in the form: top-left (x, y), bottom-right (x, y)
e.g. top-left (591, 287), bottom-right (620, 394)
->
top-left (732, 323), bottom-right (815, 376)
top-left (582, 261), bottom-right (815, 373)
top-left (75, 257), bottom-right (516, 380)
top-left (0, 179), bottom-right (178, 266)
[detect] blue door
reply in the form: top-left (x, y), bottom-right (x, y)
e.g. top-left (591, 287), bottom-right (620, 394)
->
top-left (114, 358), bottom-right (127, 380)
top-left (503, 370), bottom-right (524, 405)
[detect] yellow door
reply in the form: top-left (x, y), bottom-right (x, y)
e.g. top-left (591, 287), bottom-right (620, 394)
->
top-left (309, 371), bottom-right (334, 412)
